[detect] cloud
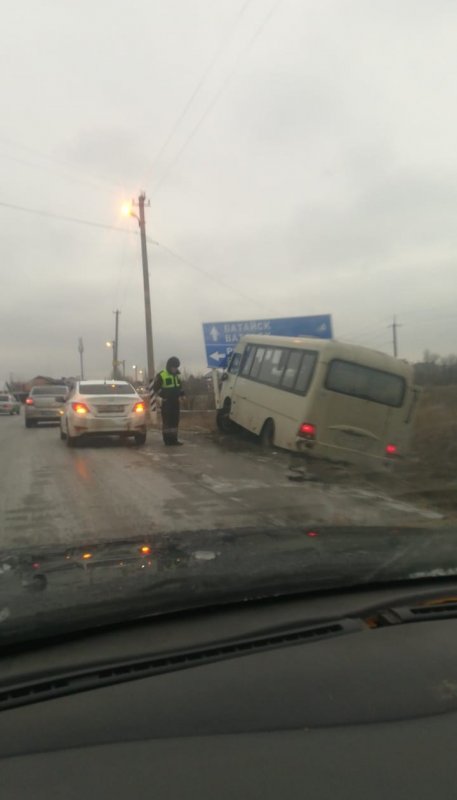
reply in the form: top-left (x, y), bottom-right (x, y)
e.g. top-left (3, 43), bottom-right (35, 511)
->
top-left (2, 0), bottom-right (457, 386)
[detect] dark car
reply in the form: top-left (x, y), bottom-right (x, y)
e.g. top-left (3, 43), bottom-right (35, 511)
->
top-left (24, 385), bottom-right (68, 428)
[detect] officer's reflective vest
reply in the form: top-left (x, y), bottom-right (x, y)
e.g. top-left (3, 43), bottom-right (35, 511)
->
top-left (159, 369), bottom-right (181, 395)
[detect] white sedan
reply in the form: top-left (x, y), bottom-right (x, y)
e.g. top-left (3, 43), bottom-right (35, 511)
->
top-left (60, 380), bottom-right (147, 446)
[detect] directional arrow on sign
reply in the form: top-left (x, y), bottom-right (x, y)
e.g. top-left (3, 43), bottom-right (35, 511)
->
top-left (203, 315), bottom-right (332, 368)
top-left (209, 351), bottom-right (226, 363)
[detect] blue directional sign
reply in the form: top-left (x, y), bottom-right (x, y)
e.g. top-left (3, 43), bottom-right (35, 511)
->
top-left (203, 314), bottom-right (333, 368)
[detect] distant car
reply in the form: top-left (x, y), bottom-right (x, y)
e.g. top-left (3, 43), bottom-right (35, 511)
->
top-left (60, 380), bottom-right (147, 446)
top-left (25, 385), bottom-right (69, 428)
top-left (0, 393), bottom-right (20, 415)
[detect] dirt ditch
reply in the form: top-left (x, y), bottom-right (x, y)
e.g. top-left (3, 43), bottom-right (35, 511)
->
top-left (154, 391), bottom-right (457, 517)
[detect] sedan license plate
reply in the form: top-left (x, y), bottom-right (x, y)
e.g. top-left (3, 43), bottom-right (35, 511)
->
top-left (96, 417), bottom-right (126, 428)
top-left (97, 405), bottom-right (125, 414)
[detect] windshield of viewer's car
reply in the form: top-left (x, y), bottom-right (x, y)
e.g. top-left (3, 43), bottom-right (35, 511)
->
top-left (1, 1), bottom-right (457, 647)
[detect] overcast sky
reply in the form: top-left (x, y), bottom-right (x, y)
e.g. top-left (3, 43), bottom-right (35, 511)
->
top-left (1, 0), bottom-right (457, 384)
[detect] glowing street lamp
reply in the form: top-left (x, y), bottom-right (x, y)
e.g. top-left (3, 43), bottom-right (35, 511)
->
top-left (121, 202), bottom-right (133, 218)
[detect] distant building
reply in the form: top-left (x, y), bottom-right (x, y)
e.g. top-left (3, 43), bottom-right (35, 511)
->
top-left (7, 376), bottom-right (74, 399)
top-left (24, 376), bottom-right (68, 391)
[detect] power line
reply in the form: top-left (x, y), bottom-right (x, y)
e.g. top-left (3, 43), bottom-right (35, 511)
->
top-left (0, 150), bottom-right (119, 196)
top-left (151, 0), bottom-right (284, 196)
top-left (0, 135), bottom-right (120, 194)
top-left (117, 233), bottom-right (141, 311)
top-left (0, 153), bottom-right (121, 193)
top-left (0, 200), bottom-right (134, 235)
top-left (338, 322), bottom-right (391, 342)
top-left (0, 197), bottom-right (267, 310)
top-left (146, 0), bottom-right (255, 181)
top-left (114, 232), bottom-right (138, 308)
top-left (396, 308), bottom-right (457, 322)
top-left (153, 240), bottom-right (266, 310)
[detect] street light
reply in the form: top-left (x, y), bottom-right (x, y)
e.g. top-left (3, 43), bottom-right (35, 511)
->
top-left (132, 364), bottom-right (138, 383)
top-left (121, 202), bottom-right (134, 218)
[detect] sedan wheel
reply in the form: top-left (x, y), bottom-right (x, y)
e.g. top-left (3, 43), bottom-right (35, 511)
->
top-left (260, 418), bottom-right (275, 449)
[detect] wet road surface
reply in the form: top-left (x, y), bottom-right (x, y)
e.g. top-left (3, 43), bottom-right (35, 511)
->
top-left (0, 414), bottom-right (445, 550)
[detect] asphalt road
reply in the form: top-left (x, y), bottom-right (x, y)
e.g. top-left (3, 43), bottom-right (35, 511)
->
top-left (0, 413), bottom-right (444, 550)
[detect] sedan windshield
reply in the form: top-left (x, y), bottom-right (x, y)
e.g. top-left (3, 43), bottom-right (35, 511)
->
top-left (79, 384), bottom-right (136, 395)
top-left (31, 387), bottom-right (68, 396)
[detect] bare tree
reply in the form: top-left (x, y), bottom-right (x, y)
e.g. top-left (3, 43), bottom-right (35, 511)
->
top-left (415, 351), bottom-right (457, 385)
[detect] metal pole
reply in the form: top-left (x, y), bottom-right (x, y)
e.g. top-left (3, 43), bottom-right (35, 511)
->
top-left (78, 337), bottom-right (85, 380)
top-left (136, 193), bottom-right (157, 421)
top-left (388, 315), bottom-right (402, 358)
top-left (107, 341), bottom-right (115, 378)
top-left (212, 369), bottom-right (221, 410)
top-left (113, 310), bottom-right (121, 379)
top-left (137, 195), bottom-right (155, 379)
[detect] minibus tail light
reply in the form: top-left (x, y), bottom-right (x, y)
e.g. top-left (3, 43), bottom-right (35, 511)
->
top-left (298, 422), bottom-right (316, 439)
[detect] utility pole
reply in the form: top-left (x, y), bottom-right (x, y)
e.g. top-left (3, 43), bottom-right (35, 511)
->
top-left (78, 337), bottom-right (85, 379)
top-left (389, 315), bottom-right (402, 358)
top-left (133, 193), bottom-right (155, 388)
top-left (123, 193), bottom-right (156, 417)
top-left (113, 309), bottom-right (121, 379)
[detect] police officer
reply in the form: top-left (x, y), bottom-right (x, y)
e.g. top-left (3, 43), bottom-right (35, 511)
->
top-left (152, 357), bottom-right (185, 446)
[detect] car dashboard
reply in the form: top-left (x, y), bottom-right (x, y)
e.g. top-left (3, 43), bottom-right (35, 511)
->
top-left (2, 584), bottom-right (457, 799)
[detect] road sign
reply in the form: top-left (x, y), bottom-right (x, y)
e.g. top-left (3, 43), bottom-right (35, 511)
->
top-left (202, 314), bottom-right (333, 368)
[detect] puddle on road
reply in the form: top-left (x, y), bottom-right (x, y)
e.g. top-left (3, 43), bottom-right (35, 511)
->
top-left (199, 474), bottom-right (271, 494)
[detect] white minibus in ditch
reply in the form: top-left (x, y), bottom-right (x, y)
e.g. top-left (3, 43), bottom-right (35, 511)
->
top-left (217, 335), bottom-right (419, 466)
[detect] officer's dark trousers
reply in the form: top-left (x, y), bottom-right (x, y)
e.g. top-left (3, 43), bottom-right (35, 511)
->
top-left (161, 400), bottom-right (180, 445)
